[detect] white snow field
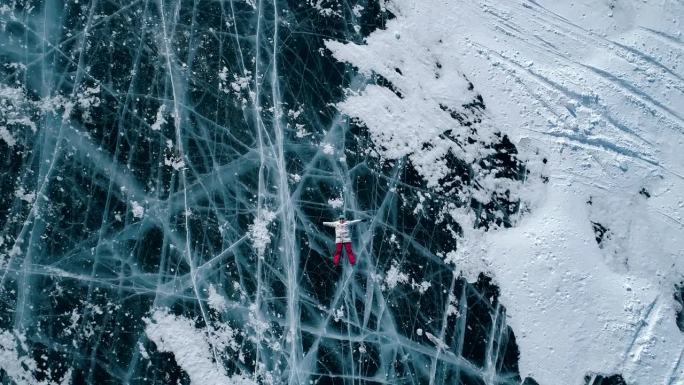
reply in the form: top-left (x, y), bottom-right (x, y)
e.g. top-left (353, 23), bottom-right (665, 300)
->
top-left (327, 1), bottom-right (684, 384)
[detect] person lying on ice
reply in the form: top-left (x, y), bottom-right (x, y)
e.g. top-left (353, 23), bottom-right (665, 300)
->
top-left (322, 214), bottom-right (367, 266)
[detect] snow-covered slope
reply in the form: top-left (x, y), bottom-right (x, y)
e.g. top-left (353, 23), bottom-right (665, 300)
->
top-left (327, 1), bottom-right (684, 384)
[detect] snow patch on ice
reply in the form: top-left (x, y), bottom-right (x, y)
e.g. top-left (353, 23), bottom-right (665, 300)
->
top-left (243, 0), bottom-right (256, 10)
top-left (14, 186), bottom-right (35, 204)
top-left (0, 329), bottom-right (72, 385)
top-left (446, 293), bottom-right (459, 318)
top-left (150, 104), bottom-right (167, 131)
top-left (207, 284), bottom-right (227, 312)
top-left (0, 126), bottom-right (16, 147)
top-left (411, 279), bottom-right (431, 294)
top-left (327, 197), bottom-right (343, 209)
top-left (321, 142), bottom-right (334, 155)
top-left (130, 201), bottom-right (144, 218)
top-left (442, 234), bottom-right (492, 282)
top-left (383, 261), bottom-right (409, 290)
top-left (308, 0), bottom-right (341, 18)
top-left (144, 309), bottom-right (254, 385)
top-left (333, 305), bottom-right (345, 322)
top-left (329, 0), bottom-right (684, 383)
top-left (248, 210), bottom-right (276, 258)
top-left (352, 4), bottom-right (364, 17)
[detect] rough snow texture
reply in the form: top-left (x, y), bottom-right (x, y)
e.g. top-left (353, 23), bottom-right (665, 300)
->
top-left (0, 330), bottom-right (71, 385)
top-left (145, 309), bottom-right (253, 385)
top-left (248, 210), bottom-right (276, 258)
top-left (328, 0), bottom-right (684, 384)
top-left (383, 260), bottom-right (409, 290)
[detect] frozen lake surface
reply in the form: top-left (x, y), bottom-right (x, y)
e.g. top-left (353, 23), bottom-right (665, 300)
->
top-left (0, 1), bottom-right (683, 384)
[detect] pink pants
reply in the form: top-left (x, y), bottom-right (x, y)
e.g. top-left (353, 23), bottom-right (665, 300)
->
top-left (333, 242), bottom-right (356, 265)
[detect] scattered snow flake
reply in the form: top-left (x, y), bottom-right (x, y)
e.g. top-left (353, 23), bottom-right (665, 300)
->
top-left (384, 261), bottom-right (409, 290)
top-left (247, 304), bottom-right (269, 342)
top-left (0, 126), bottom-right (16, 147)
top-left (64, 309), bottom-right (80, 336)
top-left (333, 305), bottom-right (345, 322)
top-left (321, 142), bottom-right (334, 154)
top-left (14, 186), bottom-right (34, 203)
top-left (230, 72), bottom-right (252, 93)
top-left (446, 293), bottom-right (460, 317)
top-left (411, 279), bottom-right (431, 294)
top-left (308, 0), bottom-right (341, 17)
top-left (0, 329), bottom-right (71, 385)
top-left (138, 341), bottom-right (149, 360)
top-left (207, 285), bottom-right (227, 312)
top-left (295, 123), bottom-right (309, 138)
top-left (218, 66), bottom-right (229, 81)
top-left (328, 197), bottom-right (343, 209)
top-left (131, 201), bottom-right (144, 218)
top-left (209, 322), bottom-right (239, 353)
top-left (75, 85), bottom-right (101, 122)
top-left (248, 210), bottom-right (276, 258)
top-left (164, 153), bottom-right (186, 170)
top-left (352, 4), bottom-right (364, 17)
top-left (150, 104), bottom-right (167, 131)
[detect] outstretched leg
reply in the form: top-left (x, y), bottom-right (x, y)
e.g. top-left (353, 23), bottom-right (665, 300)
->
top-left (344, 243), bottom-right (356, 265)
top-left (333, 243), bottom-right (343, 265)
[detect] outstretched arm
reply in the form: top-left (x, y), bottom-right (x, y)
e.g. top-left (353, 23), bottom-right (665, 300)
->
top-left (347, 219), bottom-right (366, 225)
top-left (322, 221), bottom-right (336, 227)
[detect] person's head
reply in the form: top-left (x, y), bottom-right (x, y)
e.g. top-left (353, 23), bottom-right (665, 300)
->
top-left (338, 214), bottom-right (345, 221)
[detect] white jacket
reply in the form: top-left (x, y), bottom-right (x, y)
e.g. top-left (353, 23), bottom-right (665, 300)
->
top-left (323, 219), bottom-right (362, 243)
